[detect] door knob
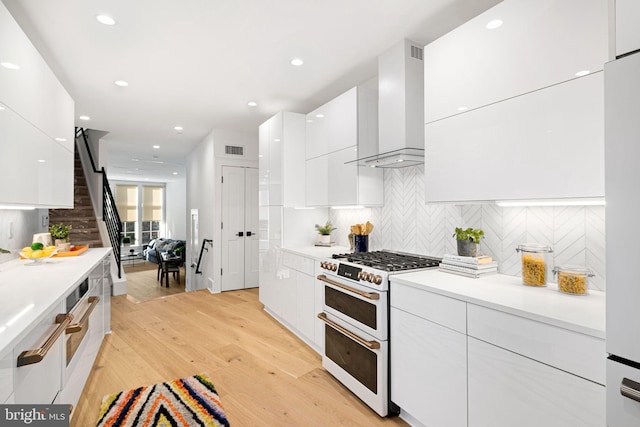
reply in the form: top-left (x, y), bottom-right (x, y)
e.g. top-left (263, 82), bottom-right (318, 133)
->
top-left (246, 231), bottom-right (252, 237)
top-left (236, 232), bottom-right (244, 237)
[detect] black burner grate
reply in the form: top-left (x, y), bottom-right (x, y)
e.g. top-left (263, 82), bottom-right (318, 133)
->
top-left (332, 251), bottom-right (441, 272)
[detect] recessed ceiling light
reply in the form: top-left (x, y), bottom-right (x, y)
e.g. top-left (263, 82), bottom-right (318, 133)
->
top-left (152, 145), bottom-right (160, 149)
top-left (114, 80), bottom-right (128, 87)
top-left (37, 159), bottom-right (46, 163)
top-left (316, 114), bottom-right (325, 118)
top-left (1, 62), bottom-right (20, 70)
top-left (486, 19), bottom-right (503, 29)
top-left (575, 70), bottom-right (590, 77)
top-left (96, 15), bottom-right (116, 26)
top-left (55, 137), bottom-right (67, 142)
top-left (247, 101), bottom-right (258, 107)
top-left (306, 119), bottom-right (313, 123)
top-left (0, 105), bottom-right (5, 111)
top-left (79, 115), bottom-right (90, 121)
top-left (274, 138), bottom-right (281, 142)
top-left (290, 58), bottom-right (304, 66)
top-left (172, 172), bottom-right (178, 175)
top-left (144, 178), bottom-right (149, 181)
top-left (457, 106), bottom-right (468, 112)
top-left (174, 126), bottom-right (183, 131)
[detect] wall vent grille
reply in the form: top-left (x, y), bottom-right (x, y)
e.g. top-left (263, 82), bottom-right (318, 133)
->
top-left (225, 145), bottom-right (244, 156)
top-left (411, 45), bottom-right (423, 61)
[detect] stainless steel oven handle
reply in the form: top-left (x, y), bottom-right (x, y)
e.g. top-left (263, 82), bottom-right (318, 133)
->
top-left (317, 313), bottom-right (381, 350)
top-left (17, 313), bottom-right (73, 367)
top-left (621, 377), bottom-right (640, 403)
top-left (66, 296), bottom-right (100, 334)
top-left (317, 274), bottom-right (380, 300)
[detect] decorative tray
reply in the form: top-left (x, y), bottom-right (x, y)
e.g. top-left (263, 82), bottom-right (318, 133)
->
top-left (314, 242), bottom-right (336, 247)
top-left (54, 245), bottom-right (89, 257)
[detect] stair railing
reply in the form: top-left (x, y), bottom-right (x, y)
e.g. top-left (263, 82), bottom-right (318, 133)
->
top-left (193, 239), bottom-right (213, 274)
top-left (75, 128), bottom-right (123, 279)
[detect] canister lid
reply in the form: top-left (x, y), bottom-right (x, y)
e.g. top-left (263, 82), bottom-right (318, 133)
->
top-left (552, 265), bottom-right (594, 277)
top-left (516, 243), bottom-right (553, 253)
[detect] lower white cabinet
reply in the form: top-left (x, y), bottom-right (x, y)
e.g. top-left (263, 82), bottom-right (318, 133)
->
top-left (391, 307), bottom-right (467, 427)
top-left (13, 301), bottom-right (66, 404)
top-left (468, 337), bottom-right (605, 427)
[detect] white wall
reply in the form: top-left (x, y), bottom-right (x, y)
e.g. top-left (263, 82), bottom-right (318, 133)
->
top-left (165, 177), bottom-right (187, 239)
top-left (330, 165), bottom-right (606, 291)
top-left (0, 209), bottom-right (47, 264)
top-left (186, 128), bottom-right (258, 293)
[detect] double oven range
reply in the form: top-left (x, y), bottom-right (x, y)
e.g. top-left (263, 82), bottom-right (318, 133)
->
top-left (317, 250), bottom-right (441, 416)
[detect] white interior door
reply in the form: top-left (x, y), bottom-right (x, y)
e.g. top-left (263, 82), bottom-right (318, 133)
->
top-left (222, 166), bottom-right (259, 291)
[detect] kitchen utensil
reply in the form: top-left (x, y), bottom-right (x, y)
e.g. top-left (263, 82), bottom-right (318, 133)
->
top-left (365, 221), bottom-right (374, 235)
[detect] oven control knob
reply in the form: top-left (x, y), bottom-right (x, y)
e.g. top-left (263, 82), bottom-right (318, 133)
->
top-left (320, 261), bottom-right (327, 270)
top-left (330, 263), bottom-right (338, 271)
top-left (373, 275), bottom-right (383, 285)
top-left (357, 271), bottom-right (365, 280)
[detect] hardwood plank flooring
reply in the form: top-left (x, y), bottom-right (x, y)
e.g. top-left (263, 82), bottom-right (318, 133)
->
top-left (122, 261), bottom-right (185, 302)
top-left (73, 289), bottom-right (408, 426)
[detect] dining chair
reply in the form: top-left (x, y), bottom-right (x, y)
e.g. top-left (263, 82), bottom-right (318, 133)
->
top-left (159, 251), bottom-right (180, 287)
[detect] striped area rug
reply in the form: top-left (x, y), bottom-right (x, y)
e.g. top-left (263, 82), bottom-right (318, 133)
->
top-left (96, 373), bottom-right (230, 427)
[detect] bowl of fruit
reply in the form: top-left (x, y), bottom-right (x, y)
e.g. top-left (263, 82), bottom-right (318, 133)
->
top-left (20, 243), bottom-right (57, 265)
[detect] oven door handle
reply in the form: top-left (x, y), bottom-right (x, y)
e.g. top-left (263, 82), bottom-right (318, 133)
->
top-left (317, 313), bottom-right (381, 350)
top-left (17, 313), bottom-right (73, 367)
top-left (316, 274), bottom-right (380, 300)
top-left (66, 296), bottom-right (100, 334)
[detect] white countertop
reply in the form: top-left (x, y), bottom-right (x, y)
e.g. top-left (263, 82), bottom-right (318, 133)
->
top-left (282, 245), bottom-right (351, 261)
top-left (391, 270), bottom-right (605, 339)
top-left (0, 248), bottom-right (111, 351)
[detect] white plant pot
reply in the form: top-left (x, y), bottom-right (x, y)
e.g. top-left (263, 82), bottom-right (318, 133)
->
top-left (319, 234), bottom-right (331, 244)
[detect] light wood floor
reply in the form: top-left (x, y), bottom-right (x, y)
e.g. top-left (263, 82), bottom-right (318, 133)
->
top-left (72, 289), bottom-right (408, 426)
top-left (123, 261), bottom-right (186, 303)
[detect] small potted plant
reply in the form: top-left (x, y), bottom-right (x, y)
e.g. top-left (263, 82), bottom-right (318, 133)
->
top-left (315, 221), bottom-right (336, 245)
top-left (49, 223), bottom-right (72, 252)
top-left (453, 227), bottom-right (484, 257)
top-left (122, 236), bottom-right (131, 247)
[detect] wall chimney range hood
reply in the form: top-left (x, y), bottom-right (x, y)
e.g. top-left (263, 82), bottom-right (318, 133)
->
top-left (349, 39), bottom-right (425, 168)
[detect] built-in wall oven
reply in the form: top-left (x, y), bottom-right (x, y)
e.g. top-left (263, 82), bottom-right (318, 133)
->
top-left (317, 250), bottom-right (441, 416)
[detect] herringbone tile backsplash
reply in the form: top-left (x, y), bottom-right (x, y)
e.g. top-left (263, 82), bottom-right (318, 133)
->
top-left (330, 165), bottom-right (606, 291)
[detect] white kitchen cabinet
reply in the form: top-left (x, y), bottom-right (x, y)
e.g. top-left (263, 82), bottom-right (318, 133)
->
top-left (424, 0), bottom-right (608, 124)
top-left (468, 337), bottom-right (605, 427)
top-left (0, 2), bottom-right (74, 149)
top-left (390, 283), bottom-right (467, 427)
top-left (258, 111), bottom-right (306, 207)
top-left (313, 262), bottom-right (324, 352)
top-left (615, 0), bottom-right (640, 57)
top-left (13, 301), bottom-right (66, 404)
top-left (425, 72), bottom-right (604, 203)
top-left (0, 348), bottom-right (13, 404)
top-left (305, 86), bottom-right (382, 207)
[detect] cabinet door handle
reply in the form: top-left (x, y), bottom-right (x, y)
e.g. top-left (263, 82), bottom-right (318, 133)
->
top-left (246, 231), bottom-right (252, 237)
top-left (236, 232), bottom-right (244, 237)
top-left (17, 313), bottom-right (73, 367)
top-left (317, 313), bottom-right (380, 350)
top-left (66, 296), bottom-right (100, 334)
top-left (316, 274), bottom-right (380, 300)
top-left (621, 377), bottom-right (640, 403)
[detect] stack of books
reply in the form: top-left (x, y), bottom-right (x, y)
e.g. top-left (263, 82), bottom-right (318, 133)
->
top-left (439, 254), bottom-right (498, 278)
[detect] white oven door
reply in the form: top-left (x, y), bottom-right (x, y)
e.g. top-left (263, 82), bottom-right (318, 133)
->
top-left (318, 311), bottom-right (388, 417)
top-left (318, 274), bottom-right (387, 341)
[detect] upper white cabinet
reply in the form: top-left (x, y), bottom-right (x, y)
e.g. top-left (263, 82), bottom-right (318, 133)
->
top-left (305, 86), bottom-right (383, 207)
top-left (424, 0), bottom-right (608, 124)
top-left (0, 2), bottom-right (74, 149)
top-left (615, 0), bottom-right (640, 57)
top-left (258, 111), bottom-right (306, 207)
top-left (425, 72), bottom-right (604, 203)
top-left (0, 2), bottom-right (74, 208)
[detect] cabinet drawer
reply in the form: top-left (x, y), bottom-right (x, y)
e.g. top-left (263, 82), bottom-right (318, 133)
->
top-left (0, 348), bottom-right (13, 404)
top-left (607, 358), bottom-right (640, 427)
top-left (13, 302), bottom-right (66, 404)
top-left (390, 283), bottom-right (466, 334)
top-left (282, 252), bottom-right (314, 276)
top-left (468, 304), bottom-right (605, 384)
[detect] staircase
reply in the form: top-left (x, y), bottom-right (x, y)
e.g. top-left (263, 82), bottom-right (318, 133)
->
top-left (49, 149), bottom-right (103, 248)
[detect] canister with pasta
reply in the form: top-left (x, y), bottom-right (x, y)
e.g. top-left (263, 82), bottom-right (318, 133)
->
top-left (552, 265), bottom-right (594, 295)
top-left (516, 243), bottom-right (553, 287)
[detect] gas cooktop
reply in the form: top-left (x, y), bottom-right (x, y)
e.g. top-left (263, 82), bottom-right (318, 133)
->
top-left (332, 250), bottom-right (442, 272)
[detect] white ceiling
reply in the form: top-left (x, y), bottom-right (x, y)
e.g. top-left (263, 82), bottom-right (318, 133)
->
top-left (3, 0), bottom-right (501, 183)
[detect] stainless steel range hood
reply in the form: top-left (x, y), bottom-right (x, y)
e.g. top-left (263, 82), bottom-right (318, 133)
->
top-left (349, 39), bottom-right (425, 168)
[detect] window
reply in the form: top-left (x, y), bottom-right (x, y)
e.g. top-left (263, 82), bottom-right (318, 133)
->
top-left (115, 183), bottom-right (165, 245)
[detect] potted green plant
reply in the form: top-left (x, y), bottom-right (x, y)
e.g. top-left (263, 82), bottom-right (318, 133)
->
top-left (49, 223), bottom-right (72, 251)
top-left (122, 236), bottom-right (131, 247)
top-left (315, 221), bottom-right (336, 245)
top-left (452, 227), bottom-right (484, 257)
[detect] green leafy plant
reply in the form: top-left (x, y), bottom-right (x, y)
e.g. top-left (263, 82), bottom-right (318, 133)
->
top-left (452, 227), bottom-right (484, 244)
top-left (0, 248), bottom-right (10, 254)
top-left (49, 223), bottom-right (72, 241)
top-left (315, 221), bottom-right (336, 236)
top-left (122, 236), bottom-right (131, 244)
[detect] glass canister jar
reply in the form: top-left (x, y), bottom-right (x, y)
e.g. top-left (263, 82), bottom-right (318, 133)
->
top-left (516, 243), bottom-right (553, 287)
top-left (553, 265), bottom-right (594, 295)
